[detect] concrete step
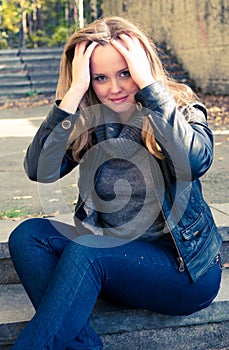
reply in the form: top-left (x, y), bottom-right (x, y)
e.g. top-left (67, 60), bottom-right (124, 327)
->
top-left (0, 91), bottom-right (32, 102)
top-left (0, 87), bottom-right (55, 103)
top-left (19, 47), bottom-right (63, 56)
top-left (0, 48), bottom-right (61, 102)
top-left (29, 86), bottom-right (57, 95)
top-left (29, 75), bottom-right (59, 86)
top-left (29, 71), bottom-right (59, 80)
top-left (0, 205), bottom-right (228, 285)
top-left (0, 73), bottom-right (28, 82)
top-left (0, 49), bottom-right (18, 57)
top-left (157, 44), bottom-right (195, 88)
top-left (0, 63), bottom-right (23, 72)
top-left (0, 81), bottom-right (31, 88)
top-left (0, 66), bottom-right (25, 74)
top-left (21, 54), bottom-right (61, 62)
top-left (23, 59), bottom-right (60, 70)
top-left (19, 48), bottom-right (62, 68)
top-left (0, 86), bottom-right (31, 96)
top-left (0, 268), bottom-right (228, 350)
top-left (0, 57), bottom-right (21, 65)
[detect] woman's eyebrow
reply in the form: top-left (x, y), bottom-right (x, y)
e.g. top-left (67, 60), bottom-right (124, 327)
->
top-left (92, 67), bottom-right (129, 76)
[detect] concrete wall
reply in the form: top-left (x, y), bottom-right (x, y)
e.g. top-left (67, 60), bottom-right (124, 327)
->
top-left (102, 0), bottom-right (229, 95)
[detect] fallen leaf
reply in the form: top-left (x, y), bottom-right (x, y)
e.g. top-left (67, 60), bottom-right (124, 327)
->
top-left (47, 198), bottom-right (59, 203)
top-left (13, 196), bottom-right (33, 200)
top-left (42, 210), bottom-right (60, 217)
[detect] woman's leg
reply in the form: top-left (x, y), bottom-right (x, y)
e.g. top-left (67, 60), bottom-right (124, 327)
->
top-left (9, 230), bottom-right (222, 350)
top-left (99, 237), bottom-right (222, 316)
top-left (9, 218), bottom-right (103, 350)
top-left (9, 218), bottom-right (72, 307)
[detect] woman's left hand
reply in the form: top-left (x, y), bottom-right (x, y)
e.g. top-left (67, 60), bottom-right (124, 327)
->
top-left (111, 34), bottom-right (156, 89)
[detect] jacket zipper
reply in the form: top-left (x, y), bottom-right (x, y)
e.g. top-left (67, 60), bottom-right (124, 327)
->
top-left (151, 170), bottom-right (185, 272)
top-left (163, 216), bottom-right (185, 272)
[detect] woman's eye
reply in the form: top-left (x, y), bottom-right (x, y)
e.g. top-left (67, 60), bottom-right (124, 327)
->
top-left (120, 70), bottom-right (130, 78)
top-left (94, 75), bottom-right (107, 82)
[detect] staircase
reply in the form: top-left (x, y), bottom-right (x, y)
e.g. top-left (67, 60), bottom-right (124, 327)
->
top-left (0, 210), bottom-right (228, 349)
top-left (0, 47), bottom-right (62, 104)
top-left (0, 44), bottom-right (195, 104)
top-left (157, 43), bottom-right (196, 89)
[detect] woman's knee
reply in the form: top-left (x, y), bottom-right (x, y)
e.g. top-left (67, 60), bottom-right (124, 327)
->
top-left (9, 218), bottom-right (44, 253)
top-left (61, 238), bottom-right (103, 269)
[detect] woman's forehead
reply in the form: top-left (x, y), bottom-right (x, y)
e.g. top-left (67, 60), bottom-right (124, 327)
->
top-left (90, 44), bottom-right (127, 73)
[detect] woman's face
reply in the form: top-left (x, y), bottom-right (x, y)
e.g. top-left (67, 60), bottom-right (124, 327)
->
top-left (90, 44), bottom-right (139, 122)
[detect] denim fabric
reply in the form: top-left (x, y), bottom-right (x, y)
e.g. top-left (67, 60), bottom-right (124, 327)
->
top-left (9, 218), bottom-right (222, 350)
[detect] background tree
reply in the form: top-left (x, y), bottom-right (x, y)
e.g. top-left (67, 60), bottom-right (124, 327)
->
top-left (0, 0), bottom-right (102, 49)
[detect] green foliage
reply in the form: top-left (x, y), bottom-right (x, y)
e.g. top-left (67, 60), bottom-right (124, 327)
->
top-left (0, 0), bottom-right (102, 48)
top-left (0, 208), bottom-right (33, 220)
top-left (0, 0), bottom-right (21, 33)
top-left (48, 25), bottom-right (73, 47)
top-left (0, 31), bottom-right (9, 49)
top-left (27, 30), bottom-right (49, 48)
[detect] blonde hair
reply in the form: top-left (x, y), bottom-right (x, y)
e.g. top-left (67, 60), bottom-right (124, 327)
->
top-left (56, 16), bottom-right (196, 161)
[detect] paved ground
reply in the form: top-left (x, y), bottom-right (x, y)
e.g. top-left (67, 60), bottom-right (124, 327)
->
top-left (0, 103), bottom-right (228, 220)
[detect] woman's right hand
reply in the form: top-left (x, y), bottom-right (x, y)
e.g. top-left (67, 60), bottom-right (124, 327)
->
top-left (71, 41), bottom-right (98, 93)
top-left (60, 41), bottom-right (98, 114)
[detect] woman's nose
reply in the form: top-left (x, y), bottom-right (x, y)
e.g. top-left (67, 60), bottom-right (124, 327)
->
top-left (110, 78), bottom-right (122, 93)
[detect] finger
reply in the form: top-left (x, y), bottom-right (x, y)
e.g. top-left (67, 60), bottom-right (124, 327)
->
top-left (74, 41), bottom-right (89, 55)
top-left (85, 41), bottom-right (99, 57)
top-left (73, 41), bottom-right (98, 63)
top-left (118, 33), bottom-right (140, 50)
top-left (111, 38), bottom-right (129, 55)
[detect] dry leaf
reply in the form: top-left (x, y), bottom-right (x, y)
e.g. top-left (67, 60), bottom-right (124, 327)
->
top-left (13, 196), bottom-right (32, 200)
top-left (47, 198), bottom-right (59, 203)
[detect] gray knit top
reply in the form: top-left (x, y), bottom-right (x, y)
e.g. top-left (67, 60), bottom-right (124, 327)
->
top-left (84, 107), bottom-right (167, 242)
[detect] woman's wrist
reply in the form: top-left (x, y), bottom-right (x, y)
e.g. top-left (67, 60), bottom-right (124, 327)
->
top-left (138, 77), bottom-right (157, 90)
top-left (59, 85), bottom-right (85, 114)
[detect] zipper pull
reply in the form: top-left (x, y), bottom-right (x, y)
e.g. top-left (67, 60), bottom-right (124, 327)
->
top-left (178, 256), bottom-right (185, 272)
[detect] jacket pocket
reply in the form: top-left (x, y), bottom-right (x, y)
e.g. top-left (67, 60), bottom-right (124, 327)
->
top-left (181, 211), bottom-right (206, 240)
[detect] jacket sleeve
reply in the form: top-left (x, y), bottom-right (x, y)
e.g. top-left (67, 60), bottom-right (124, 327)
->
top-left (135, 81), bottom-right (214, 180)
top-left (24, 102), bottom-right (79, 183)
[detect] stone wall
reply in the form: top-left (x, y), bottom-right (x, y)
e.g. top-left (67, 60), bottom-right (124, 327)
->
top-left (102, 0), bottom-right (229, 95)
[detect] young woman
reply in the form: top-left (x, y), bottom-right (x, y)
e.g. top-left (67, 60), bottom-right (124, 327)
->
top-left (9, 16), bottom-right (222, 349)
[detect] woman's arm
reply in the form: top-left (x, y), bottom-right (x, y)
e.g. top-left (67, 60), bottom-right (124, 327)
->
top-left (24, 41), bottom-right (98, 183)
top-left (24, 103), bottom-right (79, 183)
top-left (135, 81), bottom-right (213, 180)
top-left (111, 35), bottom-right (213, 181)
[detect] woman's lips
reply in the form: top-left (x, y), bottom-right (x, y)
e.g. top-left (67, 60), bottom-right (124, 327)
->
top-left (110, 96), bottom-right (128, 104)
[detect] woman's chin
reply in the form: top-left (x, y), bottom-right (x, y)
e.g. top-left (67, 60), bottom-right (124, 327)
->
top-left (106, 102), bottom-right (136, 118)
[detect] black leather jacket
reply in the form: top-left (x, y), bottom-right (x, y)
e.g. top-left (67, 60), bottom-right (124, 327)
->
top-left (24, 81), bottom-right (222, 282)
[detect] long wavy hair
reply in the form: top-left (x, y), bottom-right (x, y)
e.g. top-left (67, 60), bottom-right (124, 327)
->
top-left (56, 16), bottom-right (196, 161)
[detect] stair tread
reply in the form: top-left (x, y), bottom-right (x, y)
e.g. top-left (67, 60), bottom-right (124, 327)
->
top-left (1, 205), bottom-right (228, 245)
top-left (0, 208), bottom-right (228, 272)
top-left (0, 44), bottom-right (197, 102)
top-left (0, 269), bottom-right (228, 339)
top-left (20, 48), bottom-right (63, 55)
top-left (0, 81), bottom-right (31, 87)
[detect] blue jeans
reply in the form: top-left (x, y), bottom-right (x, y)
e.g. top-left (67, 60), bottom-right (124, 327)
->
top-left (9, 218), bottom-right (222, 350)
